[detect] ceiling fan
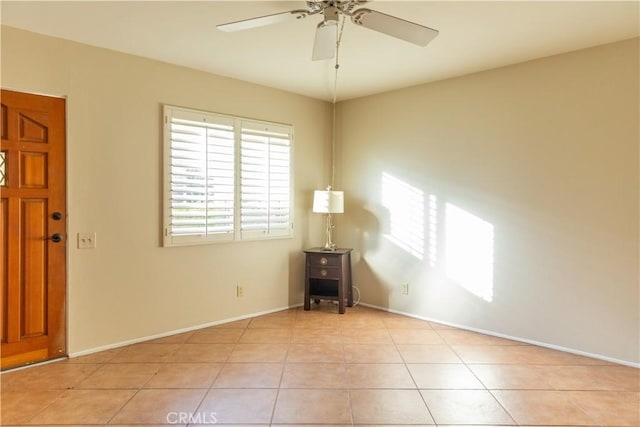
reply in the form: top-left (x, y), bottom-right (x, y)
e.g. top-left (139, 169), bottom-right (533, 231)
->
top-left (217, 0), bottom-right (439, 61)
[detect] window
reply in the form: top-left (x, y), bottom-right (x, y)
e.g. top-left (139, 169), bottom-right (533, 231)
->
top-left (163, 105), bottom-right (293, 246)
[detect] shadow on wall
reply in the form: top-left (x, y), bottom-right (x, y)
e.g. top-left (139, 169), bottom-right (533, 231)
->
top-left (347, 196), bottom-right (387, 306)
top-left (351, 171), bottom-right (495, 304)
top-left (288, 250), bottom-right (306, 306)
top-left (288, 189), bottom-right (317, 306)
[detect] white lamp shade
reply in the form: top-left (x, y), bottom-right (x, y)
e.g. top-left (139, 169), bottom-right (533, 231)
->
top-left (312, 190), bottom-right (344, 214)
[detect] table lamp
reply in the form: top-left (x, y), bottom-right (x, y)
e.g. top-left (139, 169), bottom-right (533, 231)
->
top-left (312, 186), bottom-right (344, 251)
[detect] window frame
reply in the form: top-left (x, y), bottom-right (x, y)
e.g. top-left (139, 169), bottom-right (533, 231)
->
top-left (163, 105), bottom-right (294, 247)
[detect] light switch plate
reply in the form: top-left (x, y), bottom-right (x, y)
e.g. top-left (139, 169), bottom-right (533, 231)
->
top-left (401, 283), bottom-right (409, 295)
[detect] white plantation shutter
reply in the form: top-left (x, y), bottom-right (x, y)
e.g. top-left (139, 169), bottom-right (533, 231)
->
top-left (269, 141), bottom-right (292, 232)
top-left (165, 107), bottom-right (235, 245)
top-left (163, 106), bottom-right (292, 247)
top-left (240, 121), bottom-right (292, 238)
top-left (206, 125), bottom-right (236, 234)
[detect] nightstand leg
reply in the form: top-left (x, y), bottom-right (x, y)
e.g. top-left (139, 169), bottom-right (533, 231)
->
top-left (338, 279), bottom-right (345, 314)
top-left (304, 271), bottom-right (311, 311)
top-left (347, 252), bottom-right (353, 307)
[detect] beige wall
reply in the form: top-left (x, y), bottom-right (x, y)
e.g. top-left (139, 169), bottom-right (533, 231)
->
top-left (338, 38), bottom-right (639, 365)
top-left (3, 25), bottom-right (638, 365)
top-left (1, 26), bottom-right (330, 354)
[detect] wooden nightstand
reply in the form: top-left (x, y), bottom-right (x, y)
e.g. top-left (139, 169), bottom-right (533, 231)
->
top-left (304, 248), bottom-right (353, 314)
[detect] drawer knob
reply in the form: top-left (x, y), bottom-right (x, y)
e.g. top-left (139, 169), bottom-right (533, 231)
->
top-left (320, 257), bottom-right (328, 265)
top-left (320, 269), bottom-right (327, 277)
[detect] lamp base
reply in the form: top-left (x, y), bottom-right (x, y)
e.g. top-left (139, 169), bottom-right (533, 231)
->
top-left (322, 214), bottom-right (337, 252)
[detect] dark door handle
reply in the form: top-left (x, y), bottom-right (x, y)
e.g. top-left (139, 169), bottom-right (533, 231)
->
top-left (47, 233), bottom-right (63, 243)
top-left (52, 212), bottom-right (63, 220)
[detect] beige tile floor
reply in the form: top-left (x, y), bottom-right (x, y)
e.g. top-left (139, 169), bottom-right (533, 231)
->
top-left (1, 304), bottom-right (638, 426)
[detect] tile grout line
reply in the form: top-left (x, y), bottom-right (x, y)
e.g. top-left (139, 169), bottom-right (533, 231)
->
top-left (394, 322), bottom-right (438, 425)
top-left (267, 319), bottom-right (293, 426)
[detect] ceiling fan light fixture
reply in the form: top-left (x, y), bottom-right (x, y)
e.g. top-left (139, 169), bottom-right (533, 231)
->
top-left (312, 18), bottom-right (338, 60)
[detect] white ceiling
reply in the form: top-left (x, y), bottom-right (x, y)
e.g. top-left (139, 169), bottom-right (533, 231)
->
top-left (2, 1), bottom-right (638, 101)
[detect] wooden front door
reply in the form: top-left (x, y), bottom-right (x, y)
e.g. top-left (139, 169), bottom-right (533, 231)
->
top-left (1, 89), bottom-right (67, 369)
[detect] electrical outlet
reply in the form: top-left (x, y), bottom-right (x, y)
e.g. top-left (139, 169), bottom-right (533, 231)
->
top-left (78, 232), bottom-right (96, 249)
top-left (401, 283), bottom-right (409, 295)
top-left (236, 285), bottom-right (245, 297)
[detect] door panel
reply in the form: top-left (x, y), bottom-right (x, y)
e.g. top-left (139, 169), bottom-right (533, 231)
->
top-left (21, 152), bottom-right (48, 188)
top-left (1, 89), bottom-right (66, 370)
top-left (19, 112), bottom-right (49, 143)
top-left (0, 198), bottom-right (7, 343)
top-left (22, 199), bottom-right (48, 337)
top-left (1, 104), bottom-right (7, 139)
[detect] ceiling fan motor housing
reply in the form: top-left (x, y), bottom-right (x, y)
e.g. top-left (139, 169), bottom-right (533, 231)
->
top-left (307, 0), bottom-right (368, 15)
top-left (323, 6), bottom-right (339, 25)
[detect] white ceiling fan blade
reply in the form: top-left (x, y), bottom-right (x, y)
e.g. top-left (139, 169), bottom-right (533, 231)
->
top-left (217, 11), bottom-right (300, 32)
top-left (351, 8), bottom-right (438, 46)
top-left (312, 21), bottom-right (337, 61)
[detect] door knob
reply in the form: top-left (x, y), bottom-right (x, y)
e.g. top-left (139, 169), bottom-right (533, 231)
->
top-left (47, 233), bottom-right (63, 243)
top-left (52, 212), bottom-right (63, 220)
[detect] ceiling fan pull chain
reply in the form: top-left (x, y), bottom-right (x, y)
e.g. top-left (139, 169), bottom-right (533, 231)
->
top-left (335, 14), bottom-right (346, 71)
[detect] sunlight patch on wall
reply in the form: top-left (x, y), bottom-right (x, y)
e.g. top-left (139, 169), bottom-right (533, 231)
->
top-left (445, 203), bottom-right (494, 302)
top-left (381, 172), bottom-right (425, 260)
top-left (428, 194), bottom-right (437, 267)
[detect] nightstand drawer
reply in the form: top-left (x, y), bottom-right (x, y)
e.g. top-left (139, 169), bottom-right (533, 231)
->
top-left (308, 266), bottom-right (341, 280)
top-left (307, 253), bottom-right (341, 267)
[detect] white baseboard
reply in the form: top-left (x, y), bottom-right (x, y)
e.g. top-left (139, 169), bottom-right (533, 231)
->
top-left (68, 304), bottom-right (302, 359)
top-left (359, 302), bottom-right (640, 368)
top-left (23, 300), bottom-right (639, 369)
top-left (0, 355), bottom-right (68, 373)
